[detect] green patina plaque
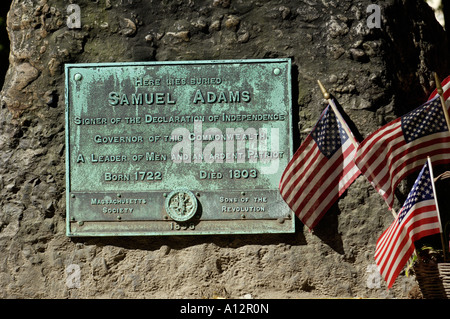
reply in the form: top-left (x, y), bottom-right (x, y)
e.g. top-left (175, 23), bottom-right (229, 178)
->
top-left (65, 59), bottom-right (294, 236)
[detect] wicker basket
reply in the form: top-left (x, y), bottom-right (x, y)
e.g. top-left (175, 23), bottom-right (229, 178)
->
top-left (414, 262), bottom-right (450, 299)
top-left (438, 263), bottom-right (450, 297)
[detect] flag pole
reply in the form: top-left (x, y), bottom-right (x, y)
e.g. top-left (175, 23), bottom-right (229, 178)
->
top-left (428, 156), bottom-right (449, 261)
top-left (317, 80), bottom-right (358, 149)
top-left (433, 72), bottom-right (450, 132)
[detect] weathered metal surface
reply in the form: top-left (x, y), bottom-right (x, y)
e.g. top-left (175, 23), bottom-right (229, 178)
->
top-left (65, 59), bottom-right (294, 236)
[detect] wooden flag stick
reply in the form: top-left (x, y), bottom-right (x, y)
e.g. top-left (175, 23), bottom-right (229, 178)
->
top-left (391, 208), bottom-right (398, 219)
top-left (317, 80), bottom-right (358, 148)
top-left (434, 72), bottom-right (450, 132)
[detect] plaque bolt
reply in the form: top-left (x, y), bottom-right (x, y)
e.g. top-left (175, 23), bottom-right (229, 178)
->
top-left (71, 194), bottom-right (75, 198)
top-left (117, 216), bottom-right (121, 221)
top-left (273, 68), bottom-right (281, 75)
top-left (163, 193), bottom-right (167, 197)
top-left (241, 192), bottom-right (245, 196)
top-left (74, 73), bottom-right (82, 81)
top-left (77, 221), bottom-right (84, 226)
top-left (117, 193), bottom-right (121, 198)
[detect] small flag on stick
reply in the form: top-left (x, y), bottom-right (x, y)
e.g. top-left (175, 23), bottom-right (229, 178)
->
top-left (279, 82), bottom-right (361, 229)
top-left (375, 158), bottom-right (443, 288)
top-left (354, 96), bottom-right (450, 210)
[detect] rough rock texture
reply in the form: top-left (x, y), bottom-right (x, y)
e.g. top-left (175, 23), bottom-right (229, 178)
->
top-left (0, 0), bottom-right (449, 299)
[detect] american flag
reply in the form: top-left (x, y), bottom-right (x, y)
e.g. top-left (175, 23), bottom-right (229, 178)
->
top-left (279, 103), bottom-right (361, 230)
top-left (428, 75), bottom-right (450, 102)
top-left (354, 96), bottom-right (450, 209)
top-left (375, 159), bottom-right (442, 288)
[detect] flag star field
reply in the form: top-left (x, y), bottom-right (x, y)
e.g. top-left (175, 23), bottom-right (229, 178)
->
top-left (311, 108), bottom-right (349, 158)
top-left (401, 98), bottom-right (448, 143)
top-left (397, 166), bottom-right (434, 223)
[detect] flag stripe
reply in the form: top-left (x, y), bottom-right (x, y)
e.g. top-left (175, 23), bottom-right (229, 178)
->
top-left (366, 133), bottom-right (450, 206)
top-left (368, 136), bottom-right (450, 207)
top-left (279, 136), bottom-right (319, 191)
top-left (355, 97), bottom-right (450, 209)
top-left (290, 140), bottom-right (354, 211)
top-left (280, 138), bottom-right (322, 199)
top-left (375, 203), bottom-right (437, 261)
top-left (305, 158), bottom-right (361, 228)
top-left (283, 146), bottom-right (326, 205)
top-left (354, 119), bottom-right (402, 164)
top-left (358, 131), bottom-right (449, 195)
top-left (296, 140), bottom-right (358, 227)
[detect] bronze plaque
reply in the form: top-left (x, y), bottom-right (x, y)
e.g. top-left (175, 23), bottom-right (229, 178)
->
top-left (65, 59), bottom-right (294, 236)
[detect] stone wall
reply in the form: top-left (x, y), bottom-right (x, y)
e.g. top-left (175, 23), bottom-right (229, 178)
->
top-left (0, 0), bottom-right (449, 299)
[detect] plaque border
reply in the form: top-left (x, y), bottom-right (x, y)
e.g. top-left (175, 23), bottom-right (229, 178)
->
top-left (65, 58), bottom-right (294, 236)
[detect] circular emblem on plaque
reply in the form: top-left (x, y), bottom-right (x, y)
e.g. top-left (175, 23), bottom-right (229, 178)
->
top-left (165, 190), bottom-right (198, 222)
